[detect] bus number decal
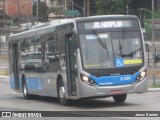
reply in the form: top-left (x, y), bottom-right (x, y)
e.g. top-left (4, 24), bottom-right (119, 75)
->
top-left (120, 76), bottom-right (132, 81)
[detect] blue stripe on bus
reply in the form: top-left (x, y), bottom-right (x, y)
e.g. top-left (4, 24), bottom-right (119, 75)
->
top-left (26, 77), bottom-right (43, 91)
top-left (10, 77), bottom-right (43, 91)
top-left (89, 71), bottom-right (140, 86)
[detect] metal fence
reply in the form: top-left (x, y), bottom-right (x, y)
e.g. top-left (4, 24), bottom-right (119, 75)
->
top-left (146, 45), bottom-right (160, 67)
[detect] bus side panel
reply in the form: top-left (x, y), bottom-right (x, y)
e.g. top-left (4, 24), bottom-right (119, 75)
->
top-left (25, 76), bottom-right (43, 94)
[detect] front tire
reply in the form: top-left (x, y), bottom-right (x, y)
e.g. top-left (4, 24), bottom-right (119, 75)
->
top-left (22, 78), bottom-right (32, 99)
top-left (57, 79), bottom-right (70, 106)
top-left (113, 94), bottom-right (127, 103)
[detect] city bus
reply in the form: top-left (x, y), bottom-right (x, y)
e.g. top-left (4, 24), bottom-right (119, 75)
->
top-left (8, 15), bottom-right (148, 105)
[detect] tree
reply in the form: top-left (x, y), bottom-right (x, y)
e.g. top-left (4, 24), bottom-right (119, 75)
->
top-left (32, 1), bottom-right (49, 22)
top-left (96, 0), bottom-right (132, 15)
top-left (49, 0), bottom-right (60, 14)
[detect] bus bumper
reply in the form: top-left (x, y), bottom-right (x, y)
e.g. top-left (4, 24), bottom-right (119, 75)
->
top-left (78, 77), bottom-right (148, 99)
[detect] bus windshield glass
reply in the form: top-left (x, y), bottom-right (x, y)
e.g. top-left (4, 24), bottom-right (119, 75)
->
top-left (79, 30), bottom-right (143, 69)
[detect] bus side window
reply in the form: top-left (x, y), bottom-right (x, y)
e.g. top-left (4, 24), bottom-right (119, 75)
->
top-left (58, 33), bottom-right (66, 69)
top-left (48, 33), bottom-right (60, 72)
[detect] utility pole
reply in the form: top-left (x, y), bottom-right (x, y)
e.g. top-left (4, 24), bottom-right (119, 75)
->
top-left (59, 0), bottom-right (62, 18)
top-left (72, 0), bottom-right (73, 10)
top-left (65, 0), bottom-right (67, 11)
top-left (65, 0), bottom-right (67, 18)
top-left (36, 0), bottom-right (40, 24)
top-left (2, 0), bottom-right (6, 28)
top-left (126, 5), bottom-right (129, 15)
top-left (152, 0), bottom-right (156, 86)
top-left (17, 1), bottom-right (21, 28)
top-left (0, 35), bottom-right (1, 56)
top-left (83, 0), bottom-right (86, 17)
top-left (87, 0), bottom-right (89, 16)
top-left (139, 9), bottom-right (142, 21)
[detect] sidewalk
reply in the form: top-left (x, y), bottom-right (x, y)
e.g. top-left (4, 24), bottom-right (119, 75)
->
top-left (148, 88), bottom-right (160, 92)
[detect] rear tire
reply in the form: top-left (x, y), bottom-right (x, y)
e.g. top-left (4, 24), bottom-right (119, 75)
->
top-left (113, 94), bottom-right (127, 103)
top-left (22, 78), bottom-right (32, 99)
top-left (57, 79), bottom-right (70, 106)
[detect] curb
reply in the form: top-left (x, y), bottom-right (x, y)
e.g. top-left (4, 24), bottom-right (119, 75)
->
top-left (148, 88), bottom-right (160, 92)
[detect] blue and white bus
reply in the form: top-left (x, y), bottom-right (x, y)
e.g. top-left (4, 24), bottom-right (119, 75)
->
top-left (8, 15), bottom-right (147, 105)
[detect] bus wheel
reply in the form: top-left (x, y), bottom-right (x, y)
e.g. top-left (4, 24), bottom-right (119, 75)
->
top-left (22, 78), bottom-right (31, 99)
top-left (57, 79), bottom-right (69, 106)
top-left (113, 94), bottom-right (127, 103)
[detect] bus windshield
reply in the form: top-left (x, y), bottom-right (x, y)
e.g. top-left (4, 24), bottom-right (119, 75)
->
top-left (79, 30), bottom-right (143, 69)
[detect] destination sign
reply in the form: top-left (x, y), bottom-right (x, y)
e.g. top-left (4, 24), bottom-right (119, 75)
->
top-left (93, 21), bottom-right (123, 29)
top-left (86, 33), bottom-right (108, 40)
top-left (84, 21), bottom-right (133, 30)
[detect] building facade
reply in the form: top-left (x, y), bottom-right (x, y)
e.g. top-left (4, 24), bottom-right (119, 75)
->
top-left (0, 0), bottom-right (32, 55)
top-left (1, 0), bottom-right (32, 17)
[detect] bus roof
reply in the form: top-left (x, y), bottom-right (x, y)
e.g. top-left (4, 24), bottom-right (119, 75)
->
top-left (8, 15), bottom-right (138, 43)
top-left (9, 21), bottom-right (74, 43)
top-left (74, 15), bottom-right (138, 22)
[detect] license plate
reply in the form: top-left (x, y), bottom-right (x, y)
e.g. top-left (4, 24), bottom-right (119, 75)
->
top-left (111, 90), bottom-right (122, 94)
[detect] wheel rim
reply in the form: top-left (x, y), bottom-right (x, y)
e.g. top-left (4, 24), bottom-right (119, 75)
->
top-left (23, 82), bottom-right (27, 95)
top-left (59, 86), bottom-right (65, 99)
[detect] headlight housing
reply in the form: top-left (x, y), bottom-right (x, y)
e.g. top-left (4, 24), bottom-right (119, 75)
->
top-left (135, 70), bottom-right (147, 82)
top-left (80, 74), bottom-right (97, 86)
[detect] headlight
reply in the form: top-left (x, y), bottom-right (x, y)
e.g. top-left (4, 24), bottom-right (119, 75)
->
top-left (82, 76), bottom-right (89, 82)
top-left (136, 70), bottom-right (147, 82)
top-left (80, 74), bottom-right (96, 86)
top-left (140, 71), bottom-right (146, 78)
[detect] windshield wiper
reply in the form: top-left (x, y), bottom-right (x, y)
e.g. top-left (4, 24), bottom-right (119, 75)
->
top-left (119, 28), bottom-right (126, 57)
top-left (92, 30), bottom-right (109, 58)
top-left (121, 48), bottom-right (141, 58)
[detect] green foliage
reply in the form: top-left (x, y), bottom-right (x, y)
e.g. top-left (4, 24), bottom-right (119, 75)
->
top-left (96, 0), bottom-right (132, 15)
top-left (145, 11), bottom-right (160, 19)
top-left (153, 11), bottom-right (160, 18)
top-left (144, 22), bottom-right (152, 32)
top-left (49, 0), bottom-right (60, 13)
top-left (149, 84), bottom-right (160, 88)
top-left (49, 7), bottom-right (60, 13)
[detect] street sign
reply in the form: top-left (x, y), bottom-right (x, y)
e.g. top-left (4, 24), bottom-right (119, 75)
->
top-left (65, 10), bottom-right (80, 17)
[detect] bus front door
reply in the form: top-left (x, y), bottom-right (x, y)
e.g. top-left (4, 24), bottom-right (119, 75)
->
top-left (12, 43), bottom-right (20, 90)
top-left (65, 34), bottom-right (77, 96)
